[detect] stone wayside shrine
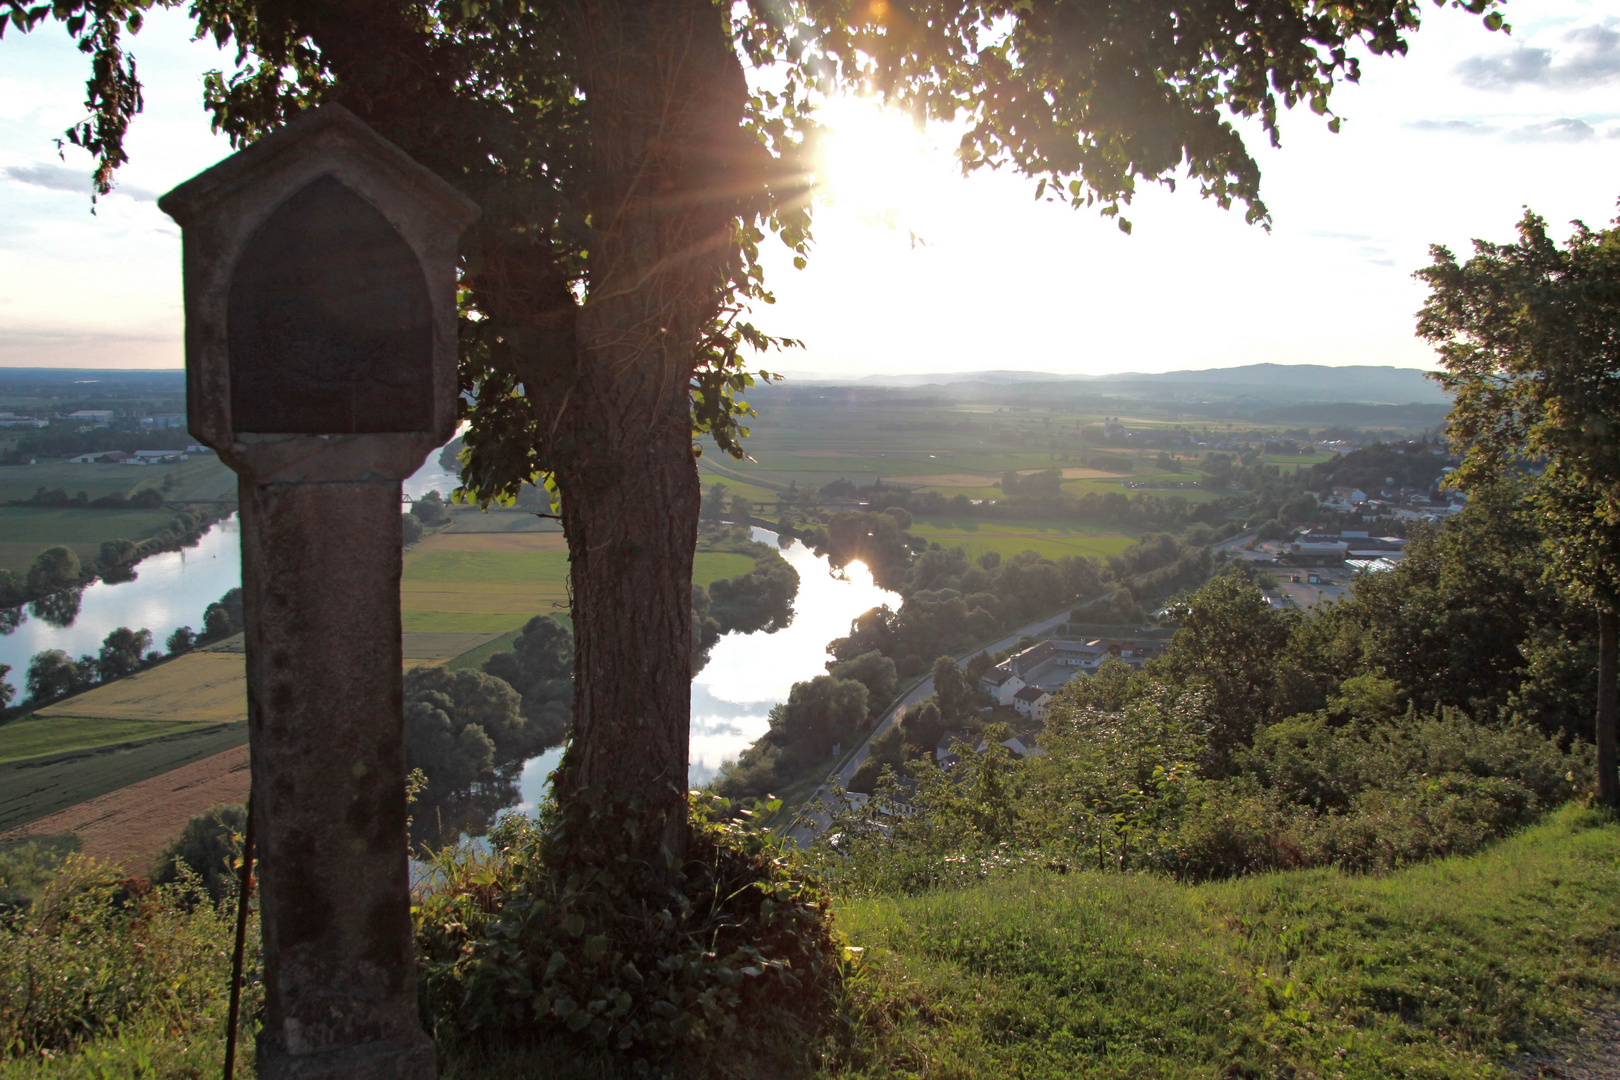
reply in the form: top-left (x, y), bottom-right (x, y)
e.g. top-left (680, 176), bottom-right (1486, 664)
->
top-left (159, 105), bottom-right (478, 1080)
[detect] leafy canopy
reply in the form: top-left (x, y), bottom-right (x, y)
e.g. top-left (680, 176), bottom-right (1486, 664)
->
top-left (6, 0), bottom-right (1506, 498)
top-left (1419, 207), bottom-right (1620, 606)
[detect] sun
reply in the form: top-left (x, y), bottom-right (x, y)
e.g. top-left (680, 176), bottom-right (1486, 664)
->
top-left (815, 97), bottom-right (954, 226)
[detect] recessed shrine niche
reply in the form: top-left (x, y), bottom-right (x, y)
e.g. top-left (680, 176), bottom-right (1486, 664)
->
top-left (227, 174), bottom-right (434, 434)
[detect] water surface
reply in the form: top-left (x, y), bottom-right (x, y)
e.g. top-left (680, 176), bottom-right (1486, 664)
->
top-left (511, 528), bottom-right (899, 808)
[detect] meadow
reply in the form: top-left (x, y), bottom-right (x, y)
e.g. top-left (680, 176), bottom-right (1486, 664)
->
top-left (8, 632), bottom-right (506, 769)
top-left (0, 458), bottom-right (238, 573)
top-left (0, 716), bottom-right (198, 764)
top-left (35, 652), bottom-right (250, 724)
top-left (908, 517), bottom-right (1139, 562)
top-left (14, 805), bottom-right (1620, 1078)
top-left (0, 458), bottom-right (236, 505)
top-left (0, 507), bottom-right (181, 574)
top-left (401, 530), bottom-right (758, 633)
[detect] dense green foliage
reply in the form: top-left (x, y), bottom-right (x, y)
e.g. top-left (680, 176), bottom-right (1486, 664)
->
top-left (806, 485), bottom-right (1596, 894)
top-left (0, 854), bottom-right (258, 1076)
top-left (150, 802), bottom-right (247, 904)
top-left (416, 794), bottom-right (839, 1077)
top-left (1419, 205), bottom-right (1620, 802)
top-left (481, 614), bottom-right (574, 748)
top-left (404, 665), bottom-right (550, 845)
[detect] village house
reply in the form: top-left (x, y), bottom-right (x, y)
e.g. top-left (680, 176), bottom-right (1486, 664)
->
top-left (66, 409), bottom-right (115, 426)
top-left (1012, 685), bottom-right (1053, 721)
top-left (979, 637), bottom-right (1166, 706)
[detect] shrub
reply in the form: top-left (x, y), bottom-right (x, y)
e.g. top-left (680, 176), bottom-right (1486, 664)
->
top-left (0, 856), bottom-right (255, 1068)
top-left (416, 793), bottom-right (840, 1076)
top-left (150, 803), bottom-right (246, 904)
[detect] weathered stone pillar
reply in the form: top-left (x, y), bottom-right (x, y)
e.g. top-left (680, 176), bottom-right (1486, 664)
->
top-left (160, 105), bottom-right (478, 1080)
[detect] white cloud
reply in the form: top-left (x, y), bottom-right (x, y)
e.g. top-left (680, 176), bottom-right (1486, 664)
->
top-left (1507, 117), bottom-right (1598, 141)
top-left (1405, 119), bottom-right (1497, 134)
top-left (1457, 23), bottom-right (1620, 90)
top-left (3, 163), bottom-right (157, 201)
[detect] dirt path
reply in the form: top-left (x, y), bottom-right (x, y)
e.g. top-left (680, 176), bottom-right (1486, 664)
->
top-left (0, 744), bottom-right (250, 874)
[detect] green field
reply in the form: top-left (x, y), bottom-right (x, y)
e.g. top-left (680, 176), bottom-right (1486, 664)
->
top-left (0, 715), bottom-right (200, 764)
top-left (400, 531), bottom-right (760, 633)
top-left (0, 457), bottom-right (238, 574)
top-left (403, 550), bottom-right (754, 586)
top-left (909, 517), bottom-right (1137, 562)
top-left (0, 506), bottom-right (183, 574)
top-left (442, 505), bottom-right (566, 533)
top-left (0, 457), bottom-right (236, 504)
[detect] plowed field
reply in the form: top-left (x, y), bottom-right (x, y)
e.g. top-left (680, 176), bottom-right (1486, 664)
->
top-left (0, 743), bottom-right (250, 873)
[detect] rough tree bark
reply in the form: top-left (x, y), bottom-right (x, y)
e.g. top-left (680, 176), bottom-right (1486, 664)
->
top-left (1599, 607), bottom-right (1617, 806)
top-left (207, 0), bottom-right (762, 862)
top-left (545, 0), bottom-right (752, 860)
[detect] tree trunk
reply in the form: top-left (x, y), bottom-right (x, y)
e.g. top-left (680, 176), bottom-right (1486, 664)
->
top-left (1599, 607), bottom-right (1618, 807)
top-left (548, 0), bottom-right (751, 863)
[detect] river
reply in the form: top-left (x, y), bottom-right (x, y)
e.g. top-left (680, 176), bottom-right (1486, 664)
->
top-left (1, 459), bottom-right (899, 812)
top-left (0, 457), bottom-right (470, 677)
top-left (511, 527), bottom-right (898, 810)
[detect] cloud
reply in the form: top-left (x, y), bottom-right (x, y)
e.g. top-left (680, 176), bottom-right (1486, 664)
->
top-left (2, 164), bottom-right (156, 201)
top-left (1304, 230), bottom-right (1373, 241)
top-left (1457, 24), bottom-right (1620, 91)
top-left (1507, 117), bottom-right (1597, 142)
top-left (1405, 119), bottom-right (1497, 134)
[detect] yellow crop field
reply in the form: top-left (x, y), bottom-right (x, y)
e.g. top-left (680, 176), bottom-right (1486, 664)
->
top-left (34, 632), bottom-right (505, 722)
top-left (36, 653), bottom-right (248, 723)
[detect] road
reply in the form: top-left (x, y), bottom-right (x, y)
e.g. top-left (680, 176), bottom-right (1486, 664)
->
top-left (782, 605), bottom-right (1075, 846)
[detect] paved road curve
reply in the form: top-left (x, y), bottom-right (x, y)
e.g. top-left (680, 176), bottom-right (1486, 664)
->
top-left (783, 605), bottom-right (1076, 846)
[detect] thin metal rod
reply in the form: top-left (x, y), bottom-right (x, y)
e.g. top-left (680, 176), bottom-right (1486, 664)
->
top-left (223, 797), bottom-right (256, 1080)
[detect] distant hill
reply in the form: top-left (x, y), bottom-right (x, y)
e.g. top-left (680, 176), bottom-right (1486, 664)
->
top-left (778, 364), bottom-right (1449, 406)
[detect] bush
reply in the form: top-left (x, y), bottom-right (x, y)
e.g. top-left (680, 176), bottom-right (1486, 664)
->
top-left (402, 510), bottom-right (425, 546)
top-left (416, 794), bottom-right (840, 1076)
top-left (0, 855), bottom-right (256, 1070)
top-left (412, 489), bottom-right (451, 526)
top-left (150, 803), bottom-right (246, 904)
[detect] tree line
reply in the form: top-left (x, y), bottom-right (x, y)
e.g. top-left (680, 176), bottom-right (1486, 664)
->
top-left (813, 484), bottom-right (1593, 891)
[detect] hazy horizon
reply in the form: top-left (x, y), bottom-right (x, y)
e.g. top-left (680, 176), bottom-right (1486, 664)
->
top-left (5, 5), bottom-right (1618, 374)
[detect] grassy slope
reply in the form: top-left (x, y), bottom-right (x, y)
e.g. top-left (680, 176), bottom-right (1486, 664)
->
top-left (828, 805), bottom-right (1620, 1079)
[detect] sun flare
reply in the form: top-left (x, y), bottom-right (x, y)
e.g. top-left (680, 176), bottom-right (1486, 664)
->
top-left (816, 97), bottom-right (953, 226)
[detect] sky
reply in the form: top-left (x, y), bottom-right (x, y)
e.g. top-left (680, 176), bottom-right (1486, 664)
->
top-left (2, 4), bottom-right (1620, 378)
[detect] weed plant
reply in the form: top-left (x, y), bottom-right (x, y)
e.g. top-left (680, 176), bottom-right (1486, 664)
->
top-left (0, 852), bottom-right (259, 1078)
